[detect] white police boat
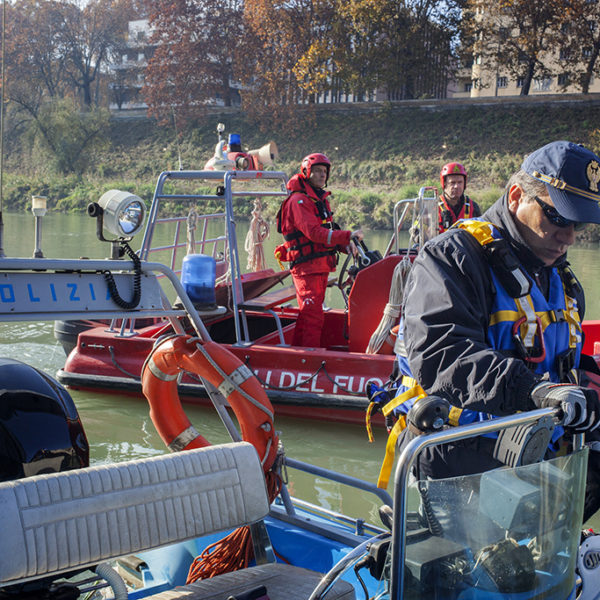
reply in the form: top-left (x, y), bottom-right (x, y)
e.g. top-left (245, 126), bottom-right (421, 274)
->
top-left (0, 246), bottom-right (599, 599)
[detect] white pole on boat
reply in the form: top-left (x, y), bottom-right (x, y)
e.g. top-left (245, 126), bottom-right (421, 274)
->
top-left (0, 0), bottom-right (6, 258)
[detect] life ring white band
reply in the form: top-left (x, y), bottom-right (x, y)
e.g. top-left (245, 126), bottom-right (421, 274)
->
top-left (168, 426), bottom-right (201, 452)
top-left (218, 364), bottom-right (254, 397)
top-left (148, 358), bottom-right (178, 382)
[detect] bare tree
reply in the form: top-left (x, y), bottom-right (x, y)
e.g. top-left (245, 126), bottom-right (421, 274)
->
top-left (58, 0), bottom-right (130, 107)
top-left (143, 0), bottom-right (244, 125)
top-left (556, 0), bottom-right (600, 93)
top-left (462, 0), bottom-right (571, 96)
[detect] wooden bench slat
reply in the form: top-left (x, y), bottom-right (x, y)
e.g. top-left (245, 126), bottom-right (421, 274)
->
top-left (239, 276), bottom-right (338, 312)
top-left (239, 284), bottom-right (297, 311)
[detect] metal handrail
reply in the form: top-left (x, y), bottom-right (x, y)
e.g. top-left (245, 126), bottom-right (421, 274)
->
top-left (386, 186), bottom-right (439, 256)
top-left (389, 407), bottom-right (582, 600)
top-left (137, 170), bottom-right (289, 346)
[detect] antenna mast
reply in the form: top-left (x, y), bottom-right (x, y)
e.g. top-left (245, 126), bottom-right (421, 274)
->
top-left (0, 0), bottom-right (6, 258)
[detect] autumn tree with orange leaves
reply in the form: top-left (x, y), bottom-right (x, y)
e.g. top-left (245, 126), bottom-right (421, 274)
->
top-left (295, 0), bottom-right (462, 102)
top-left (236, 0), bottom-right (323, 129)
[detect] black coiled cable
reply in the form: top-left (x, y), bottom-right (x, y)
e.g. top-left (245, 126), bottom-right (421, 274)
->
top-left (102, 241), bottom-right (142, 309)
top-left (417, 480), bottom-right (444, 537)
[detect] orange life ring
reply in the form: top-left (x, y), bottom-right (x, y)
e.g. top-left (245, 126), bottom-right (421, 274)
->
top-left (141, 334), bottom-right (278, 472)
top-left (377, 324), bottom-right (400, 355)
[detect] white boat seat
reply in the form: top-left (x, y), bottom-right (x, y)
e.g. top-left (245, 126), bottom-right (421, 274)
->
top-left (146, 563), bottom-right (355, 600)
top-left (0, 441), bottom-right (356, 600)
top-left (0, 443), bottom-right (268, 588)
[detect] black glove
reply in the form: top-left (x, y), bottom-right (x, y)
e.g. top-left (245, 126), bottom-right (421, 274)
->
top-left (530, 382), bottom-right (600, 433)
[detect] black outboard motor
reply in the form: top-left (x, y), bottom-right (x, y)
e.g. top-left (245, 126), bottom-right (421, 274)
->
top-left (0, 358), bottom-right (89, 482)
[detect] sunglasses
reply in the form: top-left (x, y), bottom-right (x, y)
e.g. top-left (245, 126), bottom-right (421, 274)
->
top-left (533, 196), bottom-right (587, 231)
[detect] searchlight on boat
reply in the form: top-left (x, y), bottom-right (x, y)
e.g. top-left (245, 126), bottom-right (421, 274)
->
top-left (87, 190), bottom-right (146, 260)
top-left (88, 190), bottom-right (146, 240)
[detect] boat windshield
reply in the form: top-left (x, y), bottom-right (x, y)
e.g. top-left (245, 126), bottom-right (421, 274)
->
top-left (384, 449), bottom-right (587, 600)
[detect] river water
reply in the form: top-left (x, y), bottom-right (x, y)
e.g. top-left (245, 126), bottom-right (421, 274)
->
top-left (2, 210), bottom-right (600, 527)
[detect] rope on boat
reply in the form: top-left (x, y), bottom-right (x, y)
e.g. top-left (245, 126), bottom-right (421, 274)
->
top-left (186, 336), bottom-right (275, 422)
top-left (109, 346), bottom-right (140, 380)
top-left (248, 360), bottom-right (327, 392)
top-left (247, 358), bottom-right (371, 397)
top-left (186, 458), bottom-right (283, 583)
top-left (244, 198), bottom-right (269, 272)
top-left (186, 209), bottom-right (197, 255)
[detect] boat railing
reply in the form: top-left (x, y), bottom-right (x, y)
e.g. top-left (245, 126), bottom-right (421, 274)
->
top-left (385, 186), bottom-right (439, 256)
top-left (0, 257), bottom-right (211, 343)
top-left (137, 170), bottom-right (290, 346)
top-left (270, 455), bottom-right (392, 543)
top-left (143, 213), bottom-right (227, 276)
top-left (389, 407), bottom-right (581, 600)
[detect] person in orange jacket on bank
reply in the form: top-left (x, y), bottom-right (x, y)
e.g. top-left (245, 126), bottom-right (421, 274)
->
top-left (276, 153), bottom-right (363, 347)
top-left (438, 161), bottom-right (481, 231)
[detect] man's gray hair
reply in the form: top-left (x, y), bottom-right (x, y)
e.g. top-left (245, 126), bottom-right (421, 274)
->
top-left (506, 169), bottom-right (547, 202)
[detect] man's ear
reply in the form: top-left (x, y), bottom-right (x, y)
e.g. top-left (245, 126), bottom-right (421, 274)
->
top-left (507, 184), bottom-right (523, 215)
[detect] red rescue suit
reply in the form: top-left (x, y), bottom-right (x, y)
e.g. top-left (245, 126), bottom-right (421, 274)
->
top-left (277, 173), bottom-right (351, 347)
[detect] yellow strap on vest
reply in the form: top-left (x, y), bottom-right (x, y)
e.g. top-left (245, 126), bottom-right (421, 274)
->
top-left (365, 401), bottom-right (377, 443)
top-left (563, 292), bottom-right (582, 349)
top-left (377, 415), bottom-right (406, 489)
top-left (376, 382), bottom-right (427, 489)
top-left (381, 379), bottom-right (423, 417)
top-left (448, 406), bottom-right (464, 427)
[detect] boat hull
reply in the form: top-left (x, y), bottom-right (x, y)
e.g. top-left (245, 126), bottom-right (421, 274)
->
top-left (58, 311), bottom-right (394, 426)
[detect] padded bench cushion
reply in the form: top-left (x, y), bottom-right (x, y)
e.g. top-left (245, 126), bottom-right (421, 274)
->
top-left (0, 442), bottom-right (268, 586)
top-left (146, 563), bottom-right (355, 600)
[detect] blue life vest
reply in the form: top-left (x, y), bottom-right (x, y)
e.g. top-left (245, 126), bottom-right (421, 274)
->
top-left (390, 220), bottom-right (583, 437)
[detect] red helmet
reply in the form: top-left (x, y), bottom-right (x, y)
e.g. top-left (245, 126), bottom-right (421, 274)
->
top-left (301, 153), bottom-right (331, 184)
top-left (440, 162), bottom-right (467, 189)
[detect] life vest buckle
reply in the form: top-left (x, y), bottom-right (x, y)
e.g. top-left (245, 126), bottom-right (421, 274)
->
top-left (556, 347), bottom-right (576, 382)
top-left (512, 315), bottom-right (546, 364)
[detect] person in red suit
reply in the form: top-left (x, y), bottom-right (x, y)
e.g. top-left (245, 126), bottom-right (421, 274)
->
top-left (438, 162), bottom-right (481, 232)
top-left (276, 153), bottom-right (363, 347)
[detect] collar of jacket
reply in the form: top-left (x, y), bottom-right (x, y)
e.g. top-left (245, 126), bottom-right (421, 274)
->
top-left (286, 173), bottom-right (331, 201)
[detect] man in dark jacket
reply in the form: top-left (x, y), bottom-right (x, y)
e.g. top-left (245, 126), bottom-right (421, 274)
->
top-left (401, 141), bottom-right (600, 521)
top-left (277, 153), bottom-right (362, 347)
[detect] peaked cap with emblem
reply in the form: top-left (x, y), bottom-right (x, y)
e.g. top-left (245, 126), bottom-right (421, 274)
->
top-left (522, 140), bottom-right (600, 224)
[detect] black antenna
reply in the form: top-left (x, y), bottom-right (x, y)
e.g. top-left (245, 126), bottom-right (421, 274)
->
top-left (0, 0), bottom-right (6, 258)
top-left (171, 105), bottom-right (183, 171)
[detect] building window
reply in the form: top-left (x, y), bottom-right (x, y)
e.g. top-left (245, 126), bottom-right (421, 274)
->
top-left (497, 76), bottom-right (508, 88)
top-left (589, 21), bottom-right (597, 32)
top-left (583, 47), bottom-right (593, 58)
top-left (560, 49), bottom-right (570, 60)
top-left (138, 52), bottom-right (145, 62)
top-left (516, 77), bottom-right (524, 88)
top-left (465, 82), bottom-right (472, 92)
top-left (558, 73), bottom-right (570, 86)
top-left (533, 77), bottom-right (552, 91)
